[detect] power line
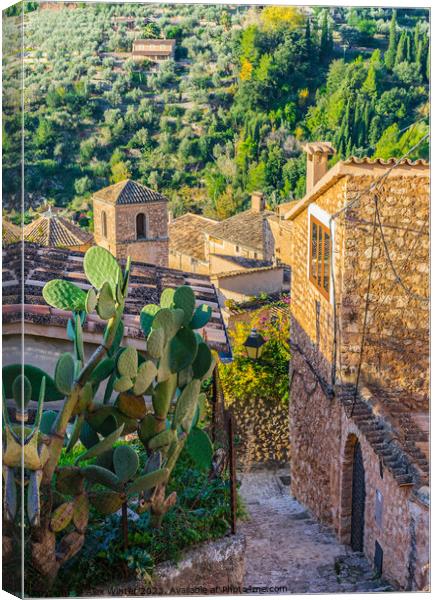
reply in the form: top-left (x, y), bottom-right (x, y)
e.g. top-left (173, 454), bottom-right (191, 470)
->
top-left (374, 196), bottom-right (429, 303)
top-left (330, 131), bottom-right (429, 402)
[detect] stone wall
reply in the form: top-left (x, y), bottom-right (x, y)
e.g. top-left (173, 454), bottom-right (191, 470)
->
top-left (340, 174), bottom-right (429, 410)
top-left (86, 533), bottom-right (246, 596)
top-left (93, 199), bottom-right (117, 256)
top-left (169, 250), bottom-right (209, 274)
top-left (286, 163), bottom-right (429, 590)
top-left (93, 198), bottom-right (169, 266)
top-left (212, 267), bottom-right (284, 307)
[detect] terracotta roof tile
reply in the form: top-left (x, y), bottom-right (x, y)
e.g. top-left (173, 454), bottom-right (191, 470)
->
top-left (209, 253), bottom-right (272, 269)
top-left (93, 179), bottom-right (168, 206)
top-left (2, 242), bottom-right (230, 356)
top-left (2, 220), bottom-right (21, 245)
top-left (207, 209), bottom-right (275, 252)
top-left (23, 211), bottom-right (93, 247)
top-left (169, 213), bottom-right (217, 261)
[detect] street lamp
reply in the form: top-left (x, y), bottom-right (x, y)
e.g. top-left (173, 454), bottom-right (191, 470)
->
top-left (243, 328), bottom-right (266, 361)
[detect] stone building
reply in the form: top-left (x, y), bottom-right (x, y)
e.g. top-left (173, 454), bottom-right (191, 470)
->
top-left (205, 192), bottom-right (277, 268)
top-left (93, 179), bottom-right (169, 267)
top-left (132, 39), bottom-right (176, 62)
top-left (282, 142), bottom-right (429, 590)
top-left (169, 213), bottom-right (218, 274)
top-left (23, 207), bottom-right (93, 252)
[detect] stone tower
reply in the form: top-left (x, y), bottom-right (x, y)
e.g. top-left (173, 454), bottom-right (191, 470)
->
top-left (93, 179), bottom-right (169, 266)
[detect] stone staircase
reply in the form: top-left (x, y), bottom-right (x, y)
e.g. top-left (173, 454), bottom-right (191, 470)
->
top-left (338, 385), bottom-right (424, 487)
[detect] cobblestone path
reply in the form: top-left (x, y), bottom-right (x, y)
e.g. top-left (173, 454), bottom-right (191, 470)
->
top-left (238, 468), bottom-right (395, 594)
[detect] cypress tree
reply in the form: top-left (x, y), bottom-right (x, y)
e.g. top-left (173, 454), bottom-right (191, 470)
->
top-left (405, 32), bottom-right (412, 63)
top-left (320, 10), bottom-right (329, 62)
top-left (345, 138), bottom-right (352, 158)
top-left (426, 43), bottom-right (430, 81)
top-left (384, 10), bottom-right (397, 70)
top-left (395, 31), bottom-right (406, 66)
top-left (305, 17), bottom-right (312, 57)
top-left (413, 23), bottom-right (420, 62)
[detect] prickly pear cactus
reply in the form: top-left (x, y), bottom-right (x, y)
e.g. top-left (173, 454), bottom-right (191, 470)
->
top-left (2, 244), bottom-right (218, 590)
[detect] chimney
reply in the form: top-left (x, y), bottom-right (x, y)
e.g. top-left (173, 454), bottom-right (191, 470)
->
top-left (168, 209), bottom-right (173, 224)
top-left (303, 142), bottom-right (335, 194)
top-left (251, 191), bottom-right (265, 213)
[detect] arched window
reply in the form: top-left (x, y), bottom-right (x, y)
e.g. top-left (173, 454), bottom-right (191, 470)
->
top-left (101, 211), bottom-right (107, 239)
top-left (136, 213), bottom-right (147, 239)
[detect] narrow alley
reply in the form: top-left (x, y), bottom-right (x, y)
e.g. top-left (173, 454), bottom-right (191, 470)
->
top-left (239, 469), bottom-right (395, 594)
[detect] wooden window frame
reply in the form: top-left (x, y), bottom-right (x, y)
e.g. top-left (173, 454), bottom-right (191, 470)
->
top-left (309, 215), bottom-right (331, 301)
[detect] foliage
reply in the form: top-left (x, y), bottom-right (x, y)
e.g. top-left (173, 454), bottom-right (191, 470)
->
top-left (219, 304), bottom-right (290, 407)
top-left (2, 4), bottom-right (429, 218)
top-left (50, 447), bottom-right (245, 596)
top-left (2, 245), bottom-right (215, 593)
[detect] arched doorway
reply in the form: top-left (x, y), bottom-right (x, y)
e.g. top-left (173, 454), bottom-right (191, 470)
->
top-left (350, 440), bottom-right (366, 551)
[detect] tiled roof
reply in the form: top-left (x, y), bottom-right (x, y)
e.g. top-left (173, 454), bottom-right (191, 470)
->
top-left (93, 179), bottom-right (168, 206)
top-left (207, 209), bottom-right (275, 252)
top-left (2, 242), bottom-right (230, 357)
top-left (23, 211), bottom-right (93, 247)
top-left (284, 156), bottom-right (429, 221)
top-left (169, 213), bottom-right (217, 261)
top-left (344, 157), bottom-right (429, 166)
top-left (2, 220), bottom-right (21, 245)
top-left (303, 142), bottom-right (335, 155)
top-left (209, 254), bottom-right (272, 270)
top-left (212, 264), bottom-right (282, 279)
top-left (133, 39), bottom-right (176, 47)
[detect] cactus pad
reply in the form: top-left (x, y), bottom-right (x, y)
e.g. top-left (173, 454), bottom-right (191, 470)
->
top-left (115, 392), bottom-right (147, 419)
top-left (83, 246), bottom-right (121, 294)
top-left (113, 445), bottom-right (139, 482)
top-left (186, 427), bottom-right (213, 470)
top-left (56, 467), bottom-right (84, 496)
top-left (138, 414), bottom-right (156, 445)
top-left (173, 285), bottom-right (196, 325)
top-left (133, 360), bottom-right (157, 396)
top-left (86, 288), bottom-right (97, 313)
top-left (50, 501), bottom-right (74, 532)
top-left (79, 421), bottom-right (100, 449)
top-left (2, 364), bottom-right (63, 401)
top-left (126, 468), bottom-right (169, 496)
top-left (12, 374), bottom-right (32, 413)
top-left (160, 288), bottom-right (175, 308)
top-left (72, 493), bottom-right (89, 532)
top-left (97, 281), bottom-right (116, 320)
top-left (90, 357), bottom-right (116, 384)
top-left (189, 304), bottom-right (212, 330)
top-left (173, 379), bottom-right (201, 430)
top-left (54, 353), bottom-right (75, 395)
top-left (148, 428), bottom-right (176, 450)
top-left (114, 375), bottom-right (133, 393)
top-left (147, 327), bottom-right (165, 359)
top-left (152, 374), bottom-right (177, 418)
top-left (40, 410), bottom-right (58, 435)
top-left (192, 343), bottom-right (213, 379)
top-left (89, 491), bottom-right (125, 515)
top-left (140, 304), bottom-right (160, 336)
top-left (169, 327), bottom-right (198, 372)
top-left (76, 424), bottom-right (124, 463)
top-left (43, 279), bottom-right (87, 312)
top-left (117, 347), bottom-right (138, 379)
top-left (80, 465), bottom-right (122, 491)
